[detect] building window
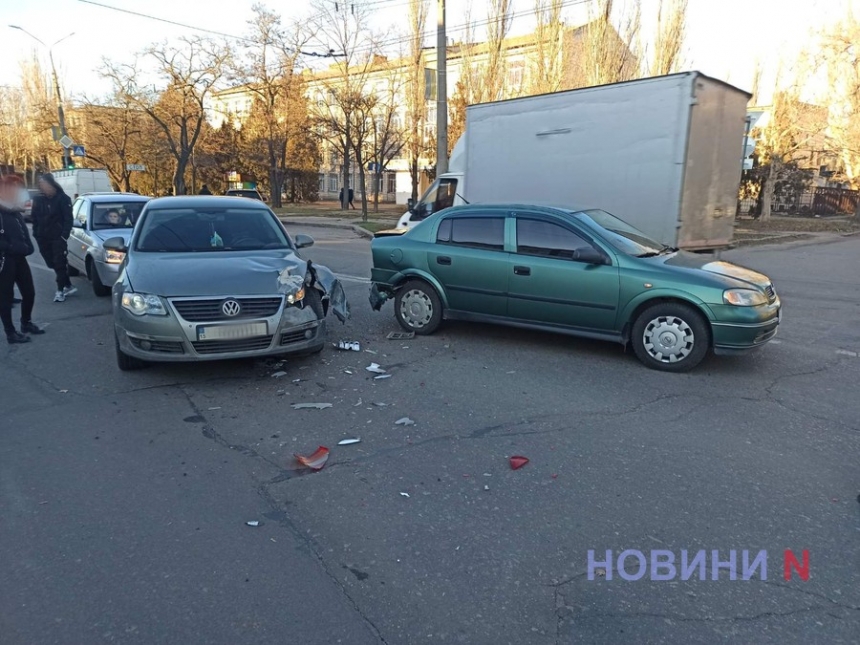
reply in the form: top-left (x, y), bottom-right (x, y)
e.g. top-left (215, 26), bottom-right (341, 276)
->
top-left (318, 173), bottom-right (325, 192)
top-left (386, 172), bottom-right (396, 194)
top-left (328, 173), bottom-right (338, 193)
top-left (507, 62), bottom-right (525, 93)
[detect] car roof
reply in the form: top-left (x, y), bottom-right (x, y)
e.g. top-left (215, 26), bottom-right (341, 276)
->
top-left (84, 193), bottom-right (151, 202)
top-left (145, 195), bottom-right (269, 208)
top-left (438, 204), bottom-right (593, 217)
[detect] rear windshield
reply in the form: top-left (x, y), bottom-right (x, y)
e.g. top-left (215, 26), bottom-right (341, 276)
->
top-left (91, 202), bottom-right (147, 230)
top-left (135, 207), bottom-right (290, 252)
top-left (227, 191), bottom-right (262, 200)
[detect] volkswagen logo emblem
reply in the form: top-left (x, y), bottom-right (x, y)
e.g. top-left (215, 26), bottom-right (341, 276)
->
top-left (222, 299), bottom-right (241, 317)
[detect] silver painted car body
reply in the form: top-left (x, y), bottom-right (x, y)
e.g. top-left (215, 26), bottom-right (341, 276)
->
top-left (68, 193), bottom-right (151, 288)
top-left (110, 196), bottom-right (349, 365)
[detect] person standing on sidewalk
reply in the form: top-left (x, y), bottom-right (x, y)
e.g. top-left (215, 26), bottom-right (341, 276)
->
top-left (31, 172), bottom-right (77, 302)
top-left (0, 175), bottom-right (45, 343)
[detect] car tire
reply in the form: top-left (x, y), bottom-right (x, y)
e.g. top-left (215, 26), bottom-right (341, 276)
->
top-left (630, 302), bottom-right (710, 372)
top-left (89, 259), bottom-right (111, 297)
top-left (115, 334), bottom-right (147, 371)
top-left (394, 279), bottom-right (442, 335)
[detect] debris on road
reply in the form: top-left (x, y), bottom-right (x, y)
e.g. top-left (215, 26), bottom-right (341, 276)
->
top-left (292, 378), bottom-right (303, 383)
top-left (509, 456), bottom-right (529, 470)
top-left (344, 370), bottom-right (353, 375)
top-left (208, 407), bottom-right (221, 411)
top-left (295, 446), bottom-right (330, 471)
top-left (271, 371), bottom-right (287, 378)
top-left (335, 340), bottom-right (361, 351)
top-left (483, 485), bottom-right (490, 491)
top-left (395, 417), bottom-right (415, 426)
top-left (387, 331), bottom-right (415, 340)
top-left (291, 402), bottom-right (333, 410)
top-left (400, 492), bottom-right (410, 498)
top-left (338, 438), bottom-right (361, 446)
top-left (366, 363), bottom-right (386, 374)
top-left (246, 520), bottom-right (260, 527)
top-left (373, 402), bottom-right (388, 407)
top-left (374, 374), bottom-right (392, 380)
top-left (59, 389), bottom-right (69, 393)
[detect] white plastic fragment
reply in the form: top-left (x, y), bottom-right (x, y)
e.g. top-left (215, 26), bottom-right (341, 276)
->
top-left (400, 492), bottom-right (410, 498)
top-left (271, 371), bottom-right (287, 378)
top-left (208, 407), bottom-right (221, 410)
top-left (291, 402), bottom-right (333, 410)
top-left (354, 398), bottom-right (363, 407)
top-left (335, 340), bottom-right (361, 351)
top-left (364, 349), bottom-right (378, 355)
top-left (374, 374), bottom-right (392, 380)
top-left (483, 485), bottom-right (490, 491)
top-left (395, 417), bottom-right (415, 426)
top-left (344, 370), bottom-right (353, 375)
top-left (338, 438), bottom-right (361, 445)
top-left (246, 521), bottom-right (260, 527)
top-left (365, 363), bottom-right (386, 374)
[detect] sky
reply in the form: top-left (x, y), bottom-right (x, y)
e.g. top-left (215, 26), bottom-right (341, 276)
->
top-left (0, 0), bottom-right (854, 102)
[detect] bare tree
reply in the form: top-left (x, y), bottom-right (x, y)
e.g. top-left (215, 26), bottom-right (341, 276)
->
top-left (367, 68), bottom-right (406, 211)
top-left (103, 36), bottom-right (230, 195)
top-left (530, 0), bottom-right (566, 94)
top-left (649, 0), bottom-right (687, 76)
top-left (579, 0), bottom-right (641, 87)
top-left (750, 59), bottom-right (763, 105)
top-left (405, 0), bottom-right (430, 201)
top-left (309, 0), bottom-right (377, 212)
top-left (483, 0), bottom-right (515, 100)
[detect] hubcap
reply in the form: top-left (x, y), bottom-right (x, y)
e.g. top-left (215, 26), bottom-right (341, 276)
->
top-left (399, 289), bottom-right (433, 328)
top-left (643, 315), bottom-right (694, 363)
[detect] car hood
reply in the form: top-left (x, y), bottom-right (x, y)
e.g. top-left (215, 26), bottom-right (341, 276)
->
top-left (657, 251), bottom-right (772, 289)
top-left (94, 229), bottom-right (133, 244)
top-left (125, 250), bottom-right (350, 322)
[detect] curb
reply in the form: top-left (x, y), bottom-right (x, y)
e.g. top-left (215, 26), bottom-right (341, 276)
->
top-left (279, 218), bottom-right (375, 240)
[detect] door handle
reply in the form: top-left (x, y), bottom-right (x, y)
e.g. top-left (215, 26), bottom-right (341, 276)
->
top-left (436, 256), bottom-right (452, 265)
top-left (513, 265), bottom-right (531, 276)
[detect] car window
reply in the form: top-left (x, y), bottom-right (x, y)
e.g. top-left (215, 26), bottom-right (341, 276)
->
top-left (574, 209), bottom-right (665, 256)
top-left (136, 207), bottom-right (290, 253)
top-left (73, 200), bottom-right (86, 226)
top-left (516, 219), bottom-right (594, 260)
top-left (436, 218), bottom-right (452, 243)
top-left (415, 178), bottom-right (457, 221)
top-left (439, 217), bottom-right (505, 251)
top-left (92, 202), bottom-right (146, 230)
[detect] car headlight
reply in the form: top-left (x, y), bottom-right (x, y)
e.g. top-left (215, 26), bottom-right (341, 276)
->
top-left (287, 287), bottom-right (305, 304)
top-left (121, 292), bottom-right (168, 316)
top-left (723, 289), bottom-right (767, 306)
top-left (105, 250), bottom-right (125, 264)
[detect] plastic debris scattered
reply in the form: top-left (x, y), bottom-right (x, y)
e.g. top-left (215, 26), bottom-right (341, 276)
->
top-left (335, 340), bottom-right (361, 351)
top-left (400, 492), bottom-right (410, 498)
top-left (208, 407), bottom-right (221, 410)
top-left (246, 520), bottom-right (260, 527)
top-left (59, 389), bottom-right (69, 393)
top-left (387, 331), bottom-right (415, 340)
top-left (271, 371), bottom-right (287, 378)
top-left (354, 398), bottom-right (363, 407)
top-left (292, 378), bottom-right (303, 383)
top-left (483, 485), bottom-right (490, 491)
top-left (291, 402), bottom-right (333, 410)
top-left (364, 349), bottom-right (378, 355)
top-left (509, 456), bottom-right (529, 470)
top-left (366, 363), bottom-right (386, 374)
top-left (295, 446), bottom-right (330, 470)
top-left (373, 402), bottom-right (388, 407)
top-left (395, 417), bottom-right (415, 426)
top-left (344, 370), bottom-right (353, 375)
top-left (374, 374), bottom-right (392, 380)
top-left (338, 438), bottom-right (361, 445)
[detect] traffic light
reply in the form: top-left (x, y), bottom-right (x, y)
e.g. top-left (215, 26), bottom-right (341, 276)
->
top-left (66, 159), bottom-right (75, 169)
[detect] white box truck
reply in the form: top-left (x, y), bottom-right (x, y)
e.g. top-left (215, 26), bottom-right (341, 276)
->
top-left (397, 71), bottom-right (751, 251)
top-left (51, 168), bottom-right (115, 199)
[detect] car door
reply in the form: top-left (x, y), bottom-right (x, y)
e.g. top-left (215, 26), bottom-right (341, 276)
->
top-left (68, 199), bottom-right (89, 271)
top-left (507, 215), bottom-right (621, 331)
top-left (428, 214), bottom-right (509, 317)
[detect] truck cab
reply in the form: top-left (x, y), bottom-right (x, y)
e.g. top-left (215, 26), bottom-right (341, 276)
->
top-left (396, 173), bottom-right (465, 229)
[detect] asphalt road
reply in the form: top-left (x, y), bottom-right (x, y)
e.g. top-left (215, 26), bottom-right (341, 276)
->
top-left (1, 226), bottom-right (858, 645)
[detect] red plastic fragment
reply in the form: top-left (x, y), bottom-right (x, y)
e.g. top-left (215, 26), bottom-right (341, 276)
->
top-left (509, 456), bottom-right (529, 470)
top-left (295, 446), bottom-right (330, 471)
top-left (551, 474), bottom-right (558, 479)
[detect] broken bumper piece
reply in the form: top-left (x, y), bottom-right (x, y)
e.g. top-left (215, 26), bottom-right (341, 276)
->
top-left (369, 283), bottom-right (389, 311)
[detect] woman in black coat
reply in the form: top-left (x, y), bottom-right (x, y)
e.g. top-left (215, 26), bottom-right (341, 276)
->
top-left (0, 175), bottom-right (45, 343)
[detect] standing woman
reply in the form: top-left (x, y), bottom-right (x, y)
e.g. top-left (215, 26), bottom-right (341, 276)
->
top-left (31, 172), bottom-right (76, 302)
top-left (0, 175), bottom-right (44, 343)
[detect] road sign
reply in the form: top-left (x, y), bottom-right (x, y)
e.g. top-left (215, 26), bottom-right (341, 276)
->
top-left (59, 134), bottom-right (74, 148)
top-left (126, 164), bottom-right (146, 172)
top-left (71, 145), bottom-right (86, 157)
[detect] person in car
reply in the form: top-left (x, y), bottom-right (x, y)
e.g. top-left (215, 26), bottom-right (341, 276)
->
top-left (0, 175), bottom-right (44, 343)
top-left (31, 172), bottom-right (76, 302)
top-left (105, 209), bottom-right (123, 227)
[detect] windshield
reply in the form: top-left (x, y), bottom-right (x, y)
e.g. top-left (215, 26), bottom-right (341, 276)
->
top-left (575, 209), bottom-right (669, 257)
top-left (135, 207), bottom-right (290, 252)
top-left (92, 201), bottom-right (147, 230)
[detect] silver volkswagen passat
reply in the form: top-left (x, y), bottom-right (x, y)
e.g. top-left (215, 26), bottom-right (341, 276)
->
top-left (106, 196), bottom-right (349, 371)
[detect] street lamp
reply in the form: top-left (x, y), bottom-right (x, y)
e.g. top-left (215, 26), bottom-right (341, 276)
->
top-left (9, 25), bottom-right (75, 168)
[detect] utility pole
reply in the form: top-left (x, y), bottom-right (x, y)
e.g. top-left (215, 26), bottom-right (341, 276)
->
top-left (436, 0), bottom-right (448, 176)
top-left (9, 26), bottom-right (75, 169)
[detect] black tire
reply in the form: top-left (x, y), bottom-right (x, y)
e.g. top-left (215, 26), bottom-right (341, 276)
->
top-left (630, 302), bottom-right (710, 372)
top-left (115, 334), bottom-right (147, 371)
top-left (394, 279), bottom-right (443, 335)
top-left (89, 259), bottom-right (111, 297)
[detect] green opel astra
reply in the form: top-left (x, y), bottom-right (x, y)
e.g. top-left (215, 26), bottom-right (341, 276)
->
top-left (369, 205), bottom-right (781, 372)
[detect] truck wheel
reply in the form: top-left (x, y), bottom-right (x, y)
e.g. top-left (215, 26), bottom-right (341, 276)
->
top-left (394, 279), bottom-right (442, 335)
top-left (115, 334), bottom-right (147, 371)
top-left (89, 259), bottom-right (111, 297)
top-left (631, 302), bottom-right (710, 372)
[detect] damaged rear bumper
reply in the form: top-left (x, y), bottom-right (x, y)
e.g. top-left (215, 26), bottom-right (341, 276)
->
top-left (369, 283), bottom-right (391, 311)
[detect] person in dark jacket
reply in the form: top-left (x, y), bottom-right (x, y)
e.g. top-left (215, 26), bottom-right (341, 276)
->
top-left (0, 175), bottom-right (44, 343)
top-left (199, 184), bottom-right (212, 195)
top-left (32, 172), bottom-right (76, 302)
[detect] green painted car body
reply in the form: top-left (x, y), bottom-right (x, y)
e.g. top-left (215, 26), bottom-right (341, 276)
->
top-left (369, 205), bottom-right (781, 368)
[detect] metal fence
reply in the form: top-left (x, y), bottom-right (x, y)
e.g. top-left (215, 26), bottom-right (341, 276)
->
top-left (739, 187), bottom-right (858, 217)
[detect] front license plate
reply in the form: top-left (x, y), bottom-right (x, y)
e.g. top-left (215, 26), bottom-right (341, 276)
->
top-left (197, 322), bottom-right (268, 341)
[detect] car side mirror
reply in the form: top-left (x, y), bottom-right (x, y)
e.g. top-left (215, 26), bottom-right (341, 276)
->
top-left (294, 234), bottom-right (314, 249)
top-left (576, 247), bottom-right (608, 265)
top-left (73, 219), bottom-right (84, 228)
top-left (103, 236), bottom-right (128, 253)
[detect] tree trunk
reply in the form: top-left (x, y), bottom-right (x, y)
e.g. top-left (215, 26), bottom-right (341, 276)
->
top-left (342, 122), bottom-right (351, 211)
top-left (409, 157), bottom-right (419, 201)
top-left (358, 165), bottom-right (368, 222)
top-left (173, 155), bottom-right (188, 195)
top-left (373, 170), bottom-right (380, 213)
top-left (760, 162), bottom-right (776, 222)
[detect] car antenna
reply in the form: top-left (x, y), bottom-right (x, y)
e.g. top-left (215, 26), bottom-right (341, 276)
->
top-left (457, 193), bottom-right (470, 204)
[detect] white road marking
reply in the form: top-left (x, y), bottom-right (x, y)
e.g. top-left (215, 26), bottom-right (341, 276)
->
top-left (835, 349), bottom-right (858, 357)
